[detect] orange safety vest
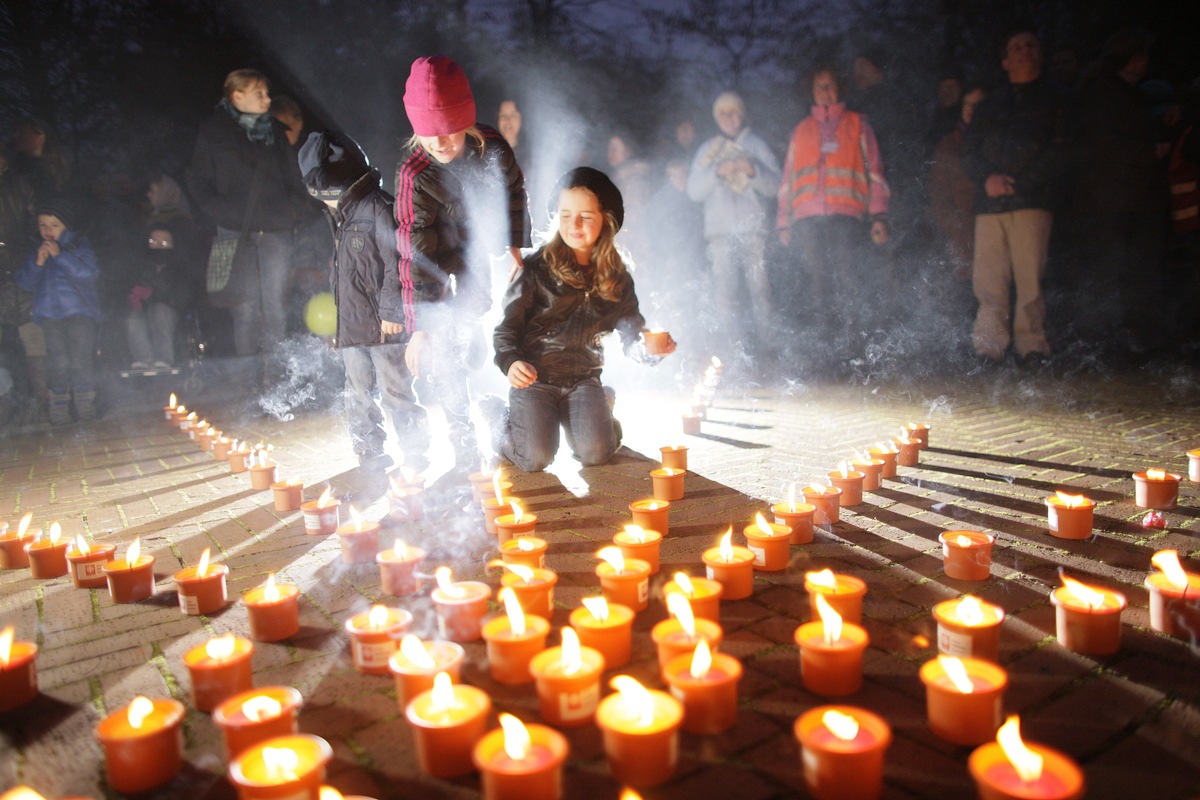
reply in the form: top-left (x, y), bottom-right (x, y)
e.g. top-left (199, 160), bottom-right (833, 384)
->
top-left (783, 111), bottom-right (870, 218)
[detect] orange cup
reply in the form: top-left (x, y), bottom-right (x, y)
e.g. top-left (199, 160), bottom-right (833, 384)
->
top-left (67, 542), bottom-right (116, 588)
top-left (743, 520), bottom-right (792, 571)
top-left (1050, 586), bottom-right (1126, 656)
top-left (1132, 470), bottom-right (1180, 510)
top-left (613, 527), bottom-right (662, 574)
top-left (183, 635), bottom-right (255, 712)
top-left (499, 536), bottom-right (547, 570)
top-left (473, 722), bottom-right (569, 800)
top-left (659, 445), bottom-right (688, 471)
top-left (595, 688), bottom-right (683, 788)
top-left (25, 538), bottom-right (69, 579)
top-left (568, 603), bottom-right (635, 669)
top-left (432, 581), bottom-right (491, 642)
top-left (939, 530), bottom-right (994, 581)
top-left (596, 559), bottom-right (651, 612)
top-left (0, 639), bottom-right (38, 712)
top-left (243, 584), bottom-right (301, 642)
top-left (806, 573), bottom-right (868, 626)
top-left (1045, 495), bottom-right (1095, 540)
top-left (343, 607), bottom-right (412, 675)
top-left (701, 546), bottom-right (756, 600)
top-left (932, 597), bottom-right (1005, 662)
top-left (481, 614), bottom-right (551, 685)
top-left (662, 577), bottom-right (723, 622)
top-left (968, 740), bottom-right (1084, 800)
top-left (651, 618), bottom-right (723, 679)
top-left (664, 649), bottom-right (742, 734)
top-left (0, 529), bottom-right (33, 570)
top-left (388, 640), bottom-right (465, 708)
top-left (629, 498), bottom-right (670, 535)
top-left (337, 520), bottom-right (380, 564)
top-left (376, 545), bottom-right (426, 596)
top-left (650, 467), bottom-right (685, 501)
top-left (773, 502), bottom-right (816, 544)
top-left (501, 569), bottom-right (558, 620)
top-left (174, 564), bottom-right (229, 616)
top-left (271, 481), bottom-right (303, 512)
top-left (853, 459), bottom-right (885, 491)
top-left (920, 657), bottom-right (1007, 746)
top-left (301, 499), bottom-right (340, 535)
top-left (827, 470), bottom-right (865, 507)
top-left (529, 645), bottom-right (606, 726)
top-left (895, 438), bottom-right (921, 467)
top-left (212, 685), bottom-right (303, 761)
top-left (495, 511), bottom-right (538, 543)
top-left (794, 621), bottom-right (870, 697)
top-left (867, 446), bottom-right (898, 478)
top-left (1145, 572), bottom-right (1200, 637)
top-left (227, 733), bottom-right (332, 800)
top-left (95, 697), bottom-right (186, 794)
top-left (483, 495), bottom-right (520, 535)
top-left (794, 705), bottom-right (891, 800)
top-left (802, 485), bottom-right (842, 525)
top-left (104, 555), bottom-right (156, 603)
top-left (248, 463), bottom-right (277, 491)
top-left (405, 683), bottom-right (492, 779)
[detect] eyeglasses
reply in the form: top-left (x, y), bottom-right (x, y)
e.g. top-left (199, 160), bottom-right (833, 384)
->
top-left (147, 238), bottom-right (173, 247)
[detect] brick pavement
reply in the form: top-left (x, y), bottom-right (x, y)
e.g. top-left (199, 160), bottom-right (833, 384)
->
top-left (1, 363), bottom-right (1199, 799)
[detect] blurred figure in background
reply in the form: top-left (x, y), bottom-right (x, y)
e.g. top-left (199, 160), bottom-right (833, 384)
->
top-left (125, 222), bottom-right (193, 369)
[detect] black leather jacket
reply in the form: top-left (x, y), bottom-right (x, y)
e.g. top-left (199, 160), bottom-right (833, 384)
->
top-left (494, 248), bottom-right (646, 387)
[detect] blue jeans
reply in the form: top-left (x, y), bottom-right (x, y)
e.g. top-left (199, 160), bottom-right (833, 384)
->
top-left (225, 229), bottom-right (292, 356)
top-left (126, 302), bottom-right (178, 364)
top-left (502, 377), bottom-right (618, 472)
top-left (41, 315), bottom-right (97, 391)
top-left (341, 343), bottom-right (430, 468)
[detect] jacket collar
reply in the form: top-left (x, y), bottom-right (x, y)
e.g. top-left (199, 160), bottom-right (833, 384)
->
top-left (811, 102), bottom-right (846, 123)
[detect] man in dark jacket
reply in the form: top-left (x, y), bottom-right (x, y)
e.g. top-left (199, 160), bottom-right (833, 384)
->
top-left (299, 130), bottom-right (429, 473)
top-left (962, 30), bottom-right (1070, 367)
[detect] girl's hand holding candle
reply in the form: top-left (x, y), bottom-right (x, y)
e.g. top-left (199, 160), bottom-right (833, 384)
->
top-left (67, 534), bottom-right (116, 588)
top-left (595, 676), bottom-right (684, 788)
top-left (968, 716), bottom-right (1084, 800)
top-left (568, 596), bottom-right (634, 669)
top-left (595, 546), bottom-right (651, 612)
top-left (243, 573), bottom-right (301, 642)
top-left (405, 672), bottom-right (492, 779)
top-left (473, 713), bottom-right (570, 800)
top-left (701, 527), bottom-right (755, 600)
top-left (529, 626), bottom-right (605, 727)
top-left (95, 695), bottom-right (186, 794)
top-left (794, 706), bottom-right (892, 800)
top-left (641, 327), bottom-right (676, 356)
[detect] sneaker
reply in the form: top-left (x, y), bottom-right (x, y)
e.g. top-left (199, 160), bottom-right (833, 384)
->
top-left (131, 361), bottom-right (150, 370)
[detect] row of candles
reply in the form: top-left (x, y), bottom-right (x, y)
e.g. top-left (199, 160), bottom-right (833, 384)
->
top-left (2, 395), bottom-right (1198, 799)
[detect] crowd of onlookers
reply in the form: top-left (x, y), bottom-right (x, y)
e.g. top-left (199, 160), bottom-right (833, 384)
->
top-left (1, 24), bottom-right (1198, 428)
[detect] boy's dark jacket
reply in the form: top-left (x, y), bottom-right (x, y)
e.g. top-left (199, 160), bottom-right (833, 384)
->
top-left (14, 228), bottom-right (101, 322)
top-left (493, 248), bottom-right (645, 387)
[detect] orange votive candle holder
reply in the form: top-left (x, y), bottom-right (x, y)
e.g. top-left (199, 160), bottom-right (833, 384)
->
top-left (802, 485), bottom-right (842, 525)
top-left (501, 569), bottom-right (558, 620)
top-left (0, 638), bottom-right (38, 712)
top-left (301, 498), bottom-right (340, 535)
top-left (905, 422), bottom-right (931, 449)
top-left (95, 697), bottom-right (186, 794)
top-left (853, 458), bottom-right (885, 491)
top-left (968, 738), bottom-right (1085, 800)
top-left (336, 519), bottom-right (380, 564)
top-left (529, 645), bottom-right (606, 726)
top-left (104, 555), bottom-right (156, 603)
top-left (794, 620), bottom-right (870, 697)
top-left (184, 635), bottom-right (255, 712)
top-left (0, 528), bottom-right (33, 570)
top-left (67, 542), bottom-right (116, 588)
top-left (229, 448), bottom-right (251, 475)
top-left (405, 682), bottom-right (492, 778)
top-left (939, 530), bottom-right (995, 581)
top-left (867, 446), bottom-right (898, 479)
top-left (376, 545), bottom-right (426, 596)
top-left (174, 563), bottom-right (229, 616)
top-left (470, 472), bottom-right (512, 502)
top-left (1188, 448), bottom-right (1200, 482)
top-left (494, 511), bottom-right (538, 543)
top-left (664, 648), bottom-right (742, 735)
top-left (1050, 585), bottom-right (1126, 656)
top-left (660, 445), bottom-right (688, 471)
top-left (651, 618), bottom-right (723, 679)
top-left (243, 583), bottom-right (301, 642)
top-left (596, 559), bottom-right (651, 612)
top-left (227, 733), bottom-right (332, 800)
top-left (613, 527), bottom-right (662, 574)
top-left (794, 705), bottom-right (892, 800)
top-left (701, 545), bottom-right (756, 600)
top-left (773, 502), bottom-right (816, 544)
top-left (919, 657), bottom-right (1007, 746)
top-left (473, 721), bottom-right (570, 800)
top-left (827, 470), bottom-right (865, 507)
top-left (388, 640), bottom-right (465, 708)
top-left (26, 537), bottom-right (69, 579)
top-left (270, 480), bottom-right (304, 512)
top-left (894, 438), bottom-right (921, 467)
top-left (344, 607), bottom-right (412, 675)
top-left (662, 577), bottom-right (723, 622)
top-left (629, 498), bottom-right (670, 535)
top-left (1132, 469), bottom-right (1181, 510)
top-left (743, 520), bottom-right (792, 571)
top-left (595, 687), bottom-right (684, 788)
top-left (482, 614), bottom-right (551, 685)
top-left (499, 536), bottom-right (547, 570)
top-left (932, 596), bottom-right (1005, 662)
top-left (568, 603), bottom-right (635, 669)
top-left (248, 462), bottom-right (277, 491)
top-left (432, 580), bottom-right (491, 642)
top-left (199, 427), bottom-right (221, 452)
top-left (806, 573), bottom-right (868, 627)
top-left (483, 495), bottom-right (520, 535)
top-left (1045, 493), bottom-right (1095, 540)
top-left (682, 412), bottom-right (702, 435)
top-left (1145, 571), bottom-right (1200, 638)
top-left (212, 685), bottom-right (304, 761)
top-left (212, 436), bottom-right (233, 460)
top-left (650, 467), bottom-right (685, 501)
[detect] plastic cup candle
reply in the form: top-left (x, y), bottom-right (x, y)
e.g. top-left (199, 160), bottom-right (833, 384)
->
top-left (0, 626), bottom-right (38, 712)
top-left (794, 706), bottom-right (892, 800)
top-left (483, 588), bottom-right (551, 685)
top-left (529, 626), bottom-right (605, 726)
top-left (681, 406), bottom-right (702, 435)
top-left (794, 593), bottom-right (870, 697)
top-left (629, 498), bottom-right (669, 535)
top-left (1133, 467), bottom-right (1181, 510)
top-left (905, 422), bottom-right (931, 449)
top-left (1050, 573), bottom-right (1126, 655)
top-left (920, 656), bottom-right (1007, 745)
top-left (659, 445), bottom-right (688, 471)
top-left (227, 733), bottom-right (333, 800)
top-left (595, 676), bottom-right (684, 788)
top-left (377, 538), bottom-right (426, 596)
top-left (613, 524), bottom-right (662, 574)
top-left (595, 546), bottom-right (651, 612)
top-left (805, 568), bottom-right (868, 626)
top-left (0, 512), bottom-right (35, 570)
top-left (174, 546), bottom-right (229, 615)
top-left (743, 511), bottom-right (792, 571)
top-left (95, 695), bottom-right (186, 794)
top-left (496, 561), bottom-right (558, 620)
top-left (469, 464), bottom-right (510, 502)
top-left (163, 392), bottom-right (179, 420)
top-left (248, 448), bottom-right (277, 491)
top-left (852, 454), bottom-right (886, 491)
top-left (828, 462), bottom-right (865, 507)
top-left (802, 483), bottom-right (842, 525)
top-left (103, 537), bottom-right (156, 603)
top-left (184, 632), bottom-right (254, 712)
top-left (25, 521), bottom-right (69, 579)
top-left (269, 479), bottom-right (303, 512)
top-left (179, 410), bottom-right (198, 434)
top-left (939, 530), bottom-right (995, 581)
top-left (473, 713), bottom-right (570, 800)
top-left (344, 604), bottom-right (412, 675)
top-left (968, 716), bottom-right (1085, 800)
top-left (894, 434), bottom-right (921, 467)
top-left (868, 441), bottom-right (899, 479)
top-left (335, 506), bottom-right (379, 564)
top-left (932, 594), bottom-right (1005, 662)
top-left (1, 788), bottom-right (95, 800)
top-left (388, 635), bottom-right (465, 708)
top-left (405, 672), bottom-right (492, 778)
top-left (500, 536), bottom-right (547, 570)
top-left (568, 596), bottom-right (634, 669)
top-left (1145, 549), bottom-right (1200, 637)
top-left (66, 535), bottom-right (116, 589)
top-left (1045, 491), bottom-right (1095, 540)
top-left (701, 527), bottom-right (755, 600)
top-left (229, 440), bottom-right (252, 474)
top-left (774, 484), bottom-right (816, 544)
top-left (387, 472), bottom-right (425, 522)
top-left (483, 491), bottom-right (520, 535)
top-left (1189, 448), bottom-right (1200, 483)
top-left (243, 573), bottom-right (301, 642)
top-left (662, 571), bottom-right (722, 622)
top-left (431, 567), bottom-right (490, 642)
top-left (190, 418), bottom-right (210, 442)
top-left (213, 686), bottom-right (304, 761)
top-left (649, 466), bottom-right (685, 501)
top-left (213, 435), bottom-right (233, 460)
top-left (200, 426), bottom-right (222, 452)
top-left (301, 485), bottom-right (340, 535)
top-left (664, 640), bottom-right (742, 735)
top-left (652, 593), bottom-right (723, 679)
top-left (495, 501), bottom-right (538, 543)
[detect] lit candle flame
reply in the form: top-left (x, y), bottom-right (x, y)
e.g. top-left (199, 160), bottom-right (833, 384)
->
top-left (263, 573), bottom-right (279, 602)
top-left (367, 604), bottom-right (390, 630)
top-left (955, 534), bottom-right (972, 547)
top-left (186, 411), bottom-right (197, 421)
top-left (168, 392), bottom-right (177, 407)
top-left (499, 713), bottom-right (532, 761)
top-left (718, 527), bottom-right (734, 563)
top-left (815, 592), bottom-right (843, 644)
top-left (754, 511), bottom-right (772, 535)
top-left (787, 482), bottom-right (797, 511)
top-left (1059, 573), bottom-right (1106, 609)
top-left (822, 709), bottom-right (859, 741)
top-left (196, 547), bottom-right (211, 578)
top-left (666, 592), bottom-right (696, 638)
top-left (610, 675), bottom-right (654, 727)
top-left (2, 788), bottom-right (49, 800)
top-left (505, 563), bottom-right (534, 584)
top-left (500, 587), bottom-right (526, 636)
top-left (647, 501), bottom-right (659, 511)
top-left (241, 694), bottom-right (282, 722)
top-left (126, 537), bottom-right (141, 567)
top-left (319, 788), bottom-right (345, 800)
top-left (510, 501), bottom-right (524, 524)
top-left (517, 538), bottom-right (536, 552)
top-left (262, 746), bottom-right (300, 781)
top-left (73, 535), bottom-right (91, 556)
top-left (493, 470), bottom-right (504, 504)
top-left (349, 505), bottom-right (363, 532)
top-left (317, 485), bottom-right (334, 508)
top-left (1151, 550), bottom-right (1189, 589)
top-left (597, 546), bottom-right (626, 574)
top-left (127, 696), bottom-right (154, 729)
top-left (1054, 491), bottom-right (1089, 508)
top-left (429, 671), bottom-right (459, 714)
top-left (400, 634), bottom-right (435, 669)
top-left (689, 639), bottom-right (713, 679)
top-left (435, 566), bottom-right (466, 599)
top-left (996, 715), bottom-right (1043, 782)
top-left (1146, 468), bottom-right (1166, 481)
top-left (206, 633), bottom-right (237, 661)
top-left (48, 522), bottom-right (61, 545)
top-left (838, 460), bottom-right (850, 479)
top-left (581, 596), bottom-right (609, 622)
top-left (17, 512), bottom-right (31, 538)
top-left (711, 356), bottom-right (721, 368)
top-left (395, 538), bottom-right (408, 560)
top-left (623, 524), bottom-right (647, 544)
top-left (807, 482), bottom-right (826, 495)
top-left (957, 595), bottom-right (985, 626)
top-left (561, 626), bottom-right (582, 675)
top-left (673, 572), bottom-right (695, 596)
top-left (940, 656), bottom-right (974, 694)
top-left (0, 626), bottom-right (12, 667)
top-left (806, 568), bottom-right (837, 591)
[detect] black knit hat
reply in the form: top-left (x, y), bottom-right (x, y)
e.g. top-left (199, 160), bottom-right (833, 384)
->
top-left (36, 197), bottom-right (75, 230)
top-left (298, 130), bottom-right (371, 202)
top-left (548, 167), bottom-right (624, 231)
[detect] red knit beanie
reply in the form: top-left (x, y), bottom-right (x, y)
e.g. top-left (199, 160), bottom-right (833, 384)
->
top-left (403, 56), bottom-right (476, 137)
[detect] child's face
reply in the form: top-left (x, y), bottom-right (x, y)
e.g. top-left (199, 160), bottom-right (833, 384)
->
top-left (147, 229), bottom-right (174, 250)
top-left (38, 214), bottom-right (65, 242)
top-left (557, 187), bottom-right (604, 260)
top-left (417, 132), bottom-right (467, 164)
top-left (231, 80), bottom-right (271, 115)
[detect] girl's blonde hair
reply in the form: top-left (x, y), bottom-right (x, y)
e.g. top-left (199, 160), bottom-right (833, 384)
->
top-left (542, 207), bottom-right (626, 302)
top-left (223, 69), bottom-right (269, 100)
top-left (406, 126), bottom-right (485, 156)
